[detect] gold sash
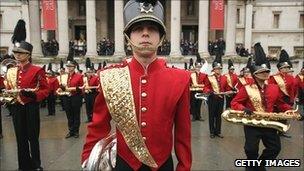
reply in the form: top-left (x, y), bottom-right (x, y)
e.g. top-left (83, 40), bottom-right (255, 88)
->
top-left (225, 74), bottom-right (233, 88)
top-left (239, 77), bottom-right (247, 85)
top-left (99, 66), bottom-right (158, 168)
top-left (273, 75), bottom-right (289, 96)
top-left (208, 75), bottom-right (220, 93)
top-left (298, 74), bottom-right (303, 82)
top-left (244, 84), bottom-right (265, 112)
top-left (57, 74), bottom-right (68, 86)
top-left (6, 67), bottom-right (18, 89)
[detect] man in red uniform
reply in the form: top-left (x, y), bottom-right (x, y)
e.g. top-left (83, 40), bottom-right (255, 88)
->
top-left (236, 57), bottom-right (254, 90)
top-left (222, 59), bottom-right (238, 108)
top-left (203, 54), bottom-right (225, 138)
top-left (83, 58), bottom-right (99, 122)
top-left (8, 41), bottom-right (49, 170)
top-left (0, 73), bottom-right (4, 139)
top-left (82, 0), bottom-right (191, 170)
top-left (57, 59), bottom-right (84, 138)
top-left (268, 50), bottom-right (296, 138)
top-left (46, 64), bottom-right (59, 116)
top-left (231, 43), bottom-right (293, 171)
top-left (190, 54), bottom-right (207, 121)
top-left (295, 62), bottom-right (304, 111)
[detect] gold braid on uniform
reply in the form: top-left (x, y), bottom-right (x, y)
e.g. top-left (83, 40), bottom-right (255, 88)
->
top-left (99, 66), bottom-right (158, 168)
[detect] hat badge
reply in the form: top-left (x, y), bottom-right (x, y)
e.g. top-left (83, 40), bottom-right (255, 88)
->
top-left (139, 3), bottom-right (154, 13)
top-left (15, 42), bottom-right (20, 47)
top-left (261, 64), bottom-right (267, 68)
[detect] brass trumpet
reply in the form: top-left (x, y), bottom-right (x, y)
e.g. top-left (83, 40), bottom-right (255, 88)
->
top-left (84, 86), bottom-right (99, 94)
top-left (222, 107), bottom-right (302, 132)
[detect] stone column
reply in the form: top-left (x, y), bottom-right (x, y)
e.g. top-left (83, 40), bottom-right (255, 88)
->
top-left (86, 0), bottom-right (97, 57)
top-left (170, 0), bottom-right (181, 57)
top-left (28, 0), bottom-right (42, 57)
top-left (57, 0), bottom-right (69, 56)
top-left (114, 0), bottom-right (125, 57)
top-left (244, 0), bottom-right (253, 53)
top-left (225, 0), bottom-right (237, 56)
top-left (198, 0), bottom-right (209, 57)
top-left (21, 1), bottom-right (30, 42)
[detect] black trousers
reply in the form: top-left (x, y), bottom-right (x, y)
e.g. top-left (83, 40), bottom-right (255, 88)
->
top-left (244, 126), bottom-right (281, 170)
top-left (207, 95), bottom-right (224, 135)
top-left (190, 91), bottom-right (202, 120)
top-left (225, 95), bottom-right (235, 109)
top-left (47, 93), bottom-right (56, 115)
top-left (62, 94), bottom-right (82, 134)
top-left (115, 155), bottom-right (173, 171)
top-left (84, 92), bottom-right (97, 122)
top-left (11, 102), bottom-right (41, 170)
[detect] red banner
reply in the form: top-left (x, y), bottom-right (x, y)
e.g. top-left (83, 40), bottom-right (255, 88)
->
top-left (210, 0), bottom-right (225, 30)
top-left (42, 0), bottom-right (57, 30)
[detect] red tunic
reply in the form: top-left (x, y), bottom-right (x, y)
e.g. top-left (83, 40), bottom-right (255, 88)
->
top-left (231, 83), bottom-right (292, 112)
top-left (15, 63), bottom-right (49, 104)
top-left (203, 74), bottom-right (225, 94)
top-left (268, 73), bottom-right (296, 103)
top-left (295, 74), bottom-right (304, 104)
top-left (222, 72), bottom-right (238, 92)
top-left (67, 72), bottom-right (84, 96)
top-left (88, 75), bottom-right (99, 87)
top-left (46, 76), bottom-right (59, 95)
top-left (82, 58), bottom-right (192, 171)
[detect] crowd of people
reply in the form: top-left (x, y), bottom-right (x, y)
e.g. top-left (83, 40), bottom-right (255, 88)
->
top-left (41, 39), bottom-right (59, 56)
top-left (39, 37), bottom-right (231, 57)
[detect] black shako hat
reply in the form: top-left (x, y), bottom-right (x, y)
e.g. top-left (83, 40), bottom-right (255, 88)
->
top-left (124, 0), bottom-right (166, 37)
top-left (250, 43), bottom-right (270, 74)
top-left (12, 41), bottom-right (33, 54)
top-left (277, 49), bottom-right (291, 69)
top-left (212, 53), bottom-right (222, 69)
top-left (228, 59), bottom-right (234, 70)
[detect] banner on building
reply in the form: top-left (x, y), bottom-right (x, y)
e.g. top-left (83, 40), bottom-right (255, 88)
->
top-left (42, 0), bottom-right (57, 30)
top-left (210, 0), bottom-right (225, 30)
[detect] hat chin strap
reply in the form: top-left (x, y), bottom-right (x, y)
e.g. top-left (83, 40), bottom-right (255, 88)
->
top-left (124, 33), bottom-right (165, 52)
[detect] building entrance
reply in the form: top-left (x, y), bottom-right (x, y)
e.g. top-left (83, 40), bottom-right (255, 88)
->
top-left (182, 25), bottom-right (198, 43)
top-left (74, 25), bottom-right (86, 40)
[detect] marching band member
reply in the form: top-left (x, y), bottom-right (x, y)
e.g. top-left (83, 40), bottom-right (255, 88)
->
top-left (236, 57), bottom-right (254, 90)
top-left (189, 55), bottom-right (207, 121)
top-left (203, 54), bottom-right (225, 138)
top-left (295, 62), bottom-right (304, 111)
top-left (231, 43), bottom-right (293, 171)
top-left (222, 59), bottom-right (238, 108)
top-left (83, 58), bottom-right (99, 123)
top-left (82, 0), bottom-right (191, 170)
top-left (57, 59), bottom-right (84, 138)
top-left (46, 63), bottom-right (59, 116)
top-left (0, 73), bottom-right (4, 139)
top-left (9, 41), bottom-right (49, 170)
top-left (268, 50), bottom-right (296, 138)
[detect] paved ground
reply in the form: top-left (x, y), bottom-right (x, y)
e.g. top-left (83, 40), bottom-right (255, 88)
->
top-left (0, 103), bottom-right (303, 171)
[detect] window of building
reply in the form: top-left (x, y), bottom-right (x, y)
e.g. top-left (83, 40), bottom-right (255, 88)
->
top-left (78, 0), bottom-right (86, 16)
top-left (273, 12), bottom-right (281, 28)
top-left (299, 13), bottom-right (304, 28)
top-left (294, 47), bottom-right (304, 57)
top-left (237, 8), bottom-right (240, 24)
top-left (186, 0), bottom-right (195, 16)
top-left (252, 11), bottom-right (255, 28)
top-left (268, 46), bottom-right (281, 59)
